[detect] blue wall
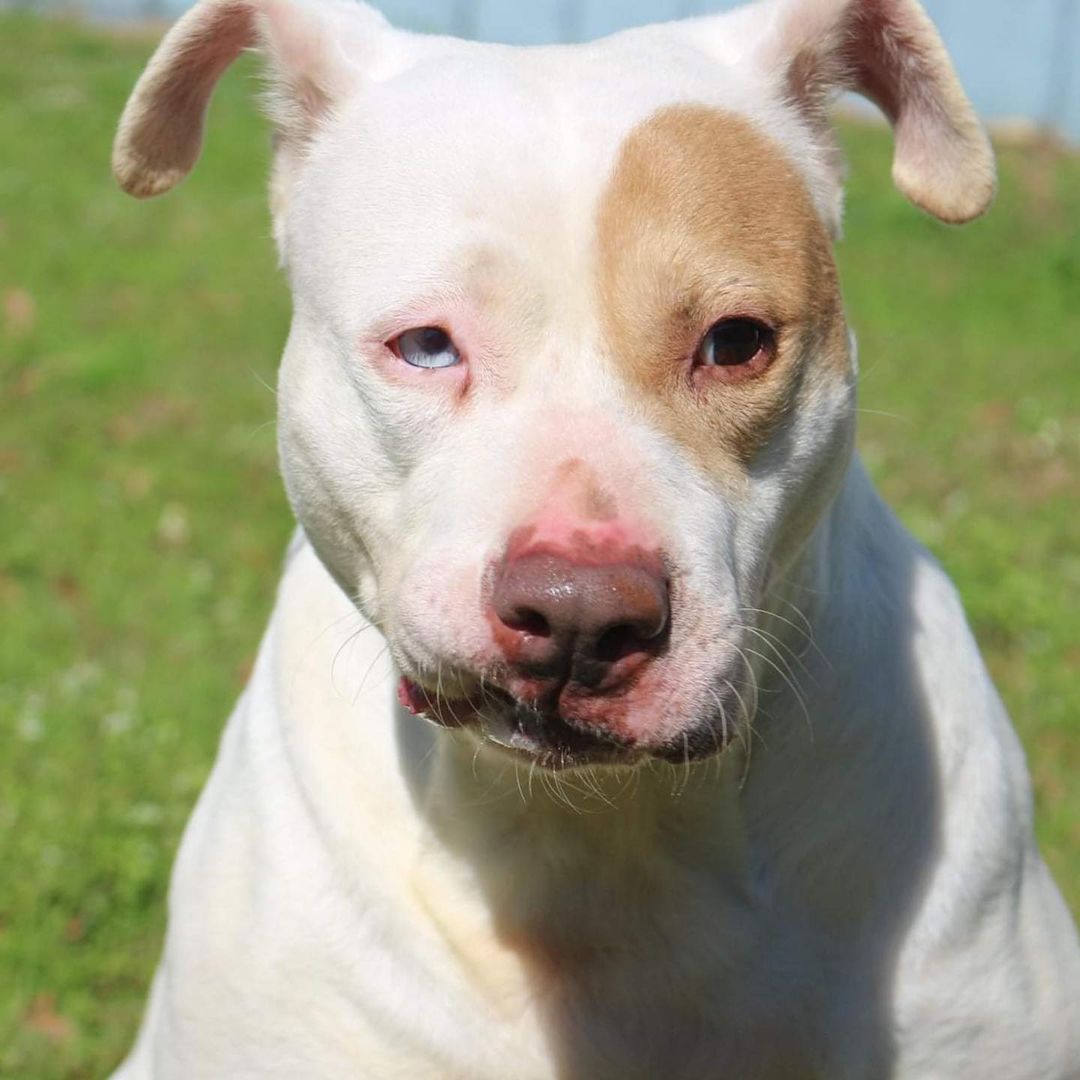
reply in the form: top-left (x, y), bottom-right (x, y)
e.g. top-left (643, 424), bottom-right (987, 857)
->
top-left (395, 0), bottom-right (1080, 139)
top-left (30, 0), bottom-right (1080, 140)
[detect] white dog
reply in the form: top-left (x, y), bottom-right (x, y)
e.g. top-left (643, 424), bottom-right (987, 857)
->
top-left (110, 0), bottom-right (1080, 1076)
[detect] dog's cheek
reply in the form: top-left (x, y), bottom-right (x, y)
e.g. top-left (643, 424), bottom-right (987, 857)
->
top-left (390, 557), bottom-right (496, 675)
top-left (275, 339), bottom-right (403, 604)
top-left (741, 346), bottom-right (857, 596)
top-left (367, 413), bottom-right (524, 671)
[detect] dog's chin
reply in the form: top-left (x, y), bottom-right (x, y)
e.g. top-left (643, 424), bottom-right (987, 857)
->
top-left (397, 676), bottom-right (734, 772)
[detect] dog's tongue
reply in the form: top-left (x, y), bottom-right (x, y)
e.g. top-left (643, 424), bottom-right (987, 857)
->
top-left (397, 676), bottom-right (429, 716)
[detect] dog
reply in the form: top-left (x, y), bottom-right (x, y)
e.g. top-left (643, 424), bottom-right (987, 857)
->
top-left (109, 0), bottom-right (1080, 1076)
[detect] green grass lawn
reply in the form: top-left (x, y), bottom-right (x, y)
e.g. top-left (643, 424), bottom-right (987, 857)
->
top-left (1, 13), bottom-right (1077, 1078)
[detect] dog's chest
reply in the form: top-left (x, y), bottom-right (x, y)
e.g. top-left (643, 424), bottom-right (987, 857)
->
top-left (406, 850), bottom-right (845, 1080)
top-left (473, 942), bottom-right (828, 1080)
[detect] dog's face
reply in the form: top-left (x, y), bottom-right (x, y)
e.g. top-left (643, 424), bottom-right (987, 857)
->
top-left (115, 0), bottom-right (994, 768)
top-left (277, 38), bottom-right (859, 768)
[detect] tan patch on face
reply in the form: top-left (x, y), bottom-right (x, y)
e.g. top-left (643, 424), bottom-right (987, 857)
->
top-left (595, 105), bottom-right (848, 471)
top-left (552, 458), bottom-right (618, 522)
top-left (582, 484), bottom-right (617, 522)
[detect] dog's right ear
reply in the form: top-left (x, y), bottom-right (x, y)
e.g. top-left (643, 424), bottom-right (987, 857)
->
top-left (684, 0), bottom-right (995, 231)
top-left (113, 0), bottom-right (389, 199)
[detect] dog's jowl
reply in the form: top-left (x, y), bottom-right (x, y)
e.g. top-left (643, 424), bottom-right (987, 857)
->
top-left (110, 0), bottom-right (1080, 1077)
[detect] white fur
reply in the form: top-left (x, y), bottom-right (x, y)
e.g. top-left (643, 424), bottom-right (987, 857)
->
top-left (111, 0), bottom-right (1079, 1076)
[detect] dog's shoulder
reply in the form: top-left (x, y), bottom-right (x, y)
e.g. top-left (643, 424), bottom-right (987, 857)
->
top-left (828, 470), bottom-right (1080, 1075)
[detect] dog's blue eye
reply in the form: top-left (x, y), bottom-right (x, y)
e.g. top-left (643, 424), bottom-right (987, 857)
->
top-left (393, 327), bottom-right (461, 369)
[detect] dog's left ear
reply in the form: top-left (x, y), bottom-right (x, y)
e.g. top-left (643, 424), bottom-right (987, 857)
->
top-left (699, 0), bottom-right (996, 226)
top-left (112, 0), bottom-right (389, 200)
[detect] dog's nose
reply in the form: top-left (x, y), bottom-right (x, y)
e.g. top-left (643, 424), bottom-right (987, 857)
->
top-left (491, 551), bottom-right (669, 691)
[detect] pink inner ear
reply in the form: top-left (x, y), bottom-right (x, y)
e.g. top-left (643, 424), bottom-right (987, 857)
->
top-left (838, 2), bottom-right (916, 122)
top-left (113, 0), bottom-right (257, 198)
top-left (158, 2), bottom-right (256, 153)
top-left (779, 0), bottom-right (995, 224)
top-left (256, 0), bottom-right (348, 146)
top-left (112, 0), bottom-right (367, 200)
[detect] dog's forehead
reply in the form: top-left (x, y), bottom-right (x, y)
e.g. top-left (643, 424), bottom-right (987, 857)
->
top-left (289, 26), bottom-right (825, 320)
top-left (363, 26), bottom-right (755, 138)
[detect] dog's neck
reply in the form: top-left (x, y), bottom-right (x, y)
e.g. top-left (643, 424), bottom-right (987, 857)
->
top-left (407, 736), bottom-right (756, 1011)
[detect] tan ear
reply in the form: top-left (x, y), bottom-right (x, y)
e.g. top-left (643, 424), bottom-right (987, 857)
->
top-left (764, 0), bottom-right (995, 223)
top-left (112, 0), bottom-right (387, 199)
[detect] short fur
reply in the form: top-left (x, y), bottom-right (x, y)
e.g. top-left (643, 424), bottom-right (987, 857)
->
top-left (110, 1), bottom-right (1079, 1077)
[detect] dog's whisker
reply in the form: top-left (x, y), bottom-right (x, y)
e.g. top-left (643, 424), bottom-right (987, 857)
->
top-left (245, 363), bottom-right (279, 399)
top-left (352, 643), bottom-right (391, 705)
top-left (737, 603), bottom-right (824, 667)
top-left (707, 687), bottom-right (730, 751)
top-left (554, 764), bottom-right (583, 814)
top-left (470, 734), bottom-right (485, 781)
top-left (735, 622), bottom-right (813, 698)
top-left (725, 643), bottom-right (761, 731)
top-left (511, 759), bottom-right (528, 807)
top-left (720, 672), bottom-right (760, 770)
top-left (737, 619), bottom-right (817, 684)
top-left (579, 765), bottom-right (615, 810)
top-left (245, 418), bottom-right (278, 444)
top-left (735, 641), bottom-right (813, 742)
top-left (560, 771), bottom-right (608, 814)
top-left (553, 766), bottom-right (586, 815)
top-left (329, 623), bottom-right (370, 700)
top-left (854, 406), bottom-right (909, 423)
top-left (772, 593), bottom-right (829, 658)
top-left (676, 734), bottom-right (692, 797)
top-left (738, 602), bottom-right (813, 642)
top-left (435, 661), bottom-right (446, 710)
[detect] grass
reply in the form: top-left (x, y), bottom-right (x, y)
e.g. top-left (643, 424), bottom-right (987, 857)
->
top-left (0, 13), bottom-right (1077, 1078)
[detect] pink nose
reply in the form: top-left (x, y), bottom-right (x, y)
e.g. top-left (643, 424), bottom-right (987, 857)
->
top-left (491, 550), bottom-right (669, 694)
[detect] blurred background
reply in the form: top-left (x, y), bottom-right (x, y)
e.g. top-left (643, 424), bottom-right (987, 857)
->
top-left (2, 0), bottom-right (1079, 137)
top-left (0, 1), bottom-right (1077, 1077)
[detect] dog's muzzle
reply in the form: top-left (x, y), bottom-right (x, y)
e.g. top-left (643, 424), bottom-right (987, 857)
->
top-left (396, 545), bottom-right (730, 768)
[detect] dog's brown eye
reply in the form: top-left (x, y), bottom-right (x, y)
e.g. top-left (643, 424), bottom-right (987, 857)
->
top-left (696, 319), bottom-right (768, 368)
top-left (391, 327), bottom-right (461, 369)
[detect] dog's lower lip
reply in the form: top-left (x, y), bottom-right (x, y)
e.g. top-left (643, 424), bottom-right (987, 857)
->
top-left (396, 676), bottom-right (428, 716)
top-left (397, 676), bottom-right (638, 767)
top-left (487, 700), bottom-right (639, 768)
top-left (397, 676), bottom-right (474, 728)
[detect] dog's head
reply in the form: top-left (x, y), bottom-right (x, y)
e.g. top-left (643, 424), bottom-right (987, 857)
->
top-left (115, 0), bottom-right (993, 768)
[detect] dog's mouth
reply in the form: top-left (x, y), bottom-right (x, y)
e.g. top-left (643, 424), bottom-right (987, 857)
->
top-left (397, 675), bottom-right (736, 770)
top-left (397, 675), bottom-right (643, 769)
